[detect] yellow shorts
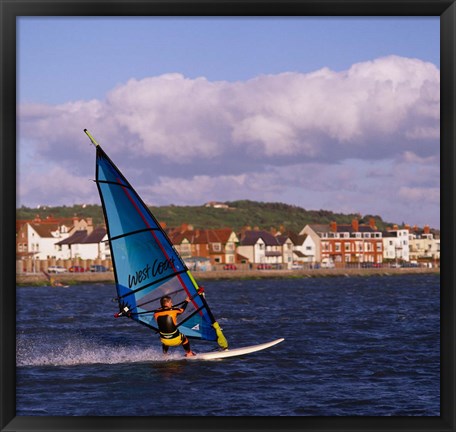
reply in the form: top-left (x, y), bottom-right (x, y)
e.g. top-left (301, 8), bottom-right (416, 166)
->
top-left (160, 333), bottom-right (186, 347)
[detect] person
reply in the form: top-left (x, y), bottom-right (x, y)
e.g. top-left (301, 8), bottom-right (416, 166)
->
top-left (153, 295), bottom-right (196, 357)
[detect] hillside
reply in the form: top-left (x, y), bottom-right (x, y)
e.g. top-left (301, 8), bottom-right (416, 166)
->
top-left (16, 200), bottom-right (401, 233)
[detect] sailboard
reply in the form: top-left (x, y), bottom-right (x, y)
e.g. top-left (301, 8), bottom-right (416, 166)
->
top-left (85, 129), bottom-right (283, 359)
top-left (186, 338), bottom-right (284, 360)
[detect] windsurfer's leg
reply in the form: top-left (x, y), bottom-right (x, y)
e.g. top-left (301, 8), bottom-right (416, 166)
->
top-left (181, 335), bottom-right (195, 356)
top-left (162, 343), bottom-right (169, 354)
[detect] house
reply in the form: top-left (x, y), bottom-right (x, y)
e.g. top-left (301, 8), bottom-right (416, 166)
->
top-left (408, 225), bottom-right (440, 264)
top-left (275, 234), bottom-right (295, 269)
top-left (55, 226), bottom-right (109, 260)
top-left (301, 219), bottom-right (383, 265)
top-left (237, 230), bottom-right (284, 267)
top-left (283, 232), bottom-right (316, 265)
top-left (16, 215), bottom-right (95, 260)
top-left (169, 225), bottom-right (239, 266)
top-left (193, 228), bottom-right (239, 265)
top-left (382, 225), bottom-right (410, 263)
top-left (169, 230), bottom-right (197, 260)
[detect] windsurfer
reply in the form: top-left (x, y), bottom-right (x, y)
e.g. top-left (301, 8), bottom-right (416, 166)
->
top-left (154, 295), bottom-right (196, 357)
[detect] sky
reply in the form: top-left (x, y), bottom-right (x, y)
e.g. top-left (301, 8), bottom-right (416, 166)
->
top-left (17, 17), bottom-right (440, 229)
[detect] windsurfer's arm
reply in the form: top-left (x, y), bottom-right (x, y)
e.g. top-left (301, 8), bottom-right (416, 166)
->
top-left (175, 297), bottom-right (190, 313)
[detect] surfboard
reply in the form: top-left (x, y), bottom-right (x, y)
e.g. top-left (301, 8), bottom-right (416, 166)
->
top-left (187, 338), bottom-right (285, 360)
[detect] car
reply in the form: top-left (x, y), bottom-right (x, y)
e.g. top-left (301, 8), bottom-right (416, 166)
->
top-left (47, 265), bottom-right (67, 273)
top-left (223, 264), bottom-right (237, 270)
top-left (69, 265), bottom-right (85, 273)
top-left (402, 262), bottom-right (419, 268)
top-left (291, 264), bottom-right (304, 270)
top-left (257, 264), bottom-right (272, 270)
top-left (89, 264), bottom-right (108, 272)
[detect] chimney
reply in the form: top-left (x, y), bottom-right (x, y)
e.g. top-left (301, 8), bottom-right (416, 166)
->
top-left (369, 218), bottom-right (377, 230)
top-left (424, 225), bottom-right (430, 234)
top-left (352, 219), bottom-right (359, 232)
top-left (330, 221), bottom-right (337, 232)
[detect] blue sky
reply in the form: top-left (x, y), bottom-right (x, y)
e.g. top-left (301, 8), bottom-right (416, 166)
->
top-left (17, 17), bottom-right (440, 229)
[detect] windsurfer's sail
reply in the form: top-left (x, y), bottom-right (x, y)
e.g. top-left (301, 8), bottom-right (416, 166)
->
top-left (85, 129), bottom-right (227, 349)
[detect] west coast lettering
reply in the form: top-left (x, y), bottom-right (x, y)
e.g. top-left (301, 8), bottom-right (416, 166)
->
top-left (128, 257), bottom-right (176, 288)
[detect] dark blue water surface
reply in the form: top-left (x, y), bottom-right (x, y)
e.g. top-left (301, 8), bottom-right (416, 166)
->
top-left (16, 275), bottom-right (440, 416)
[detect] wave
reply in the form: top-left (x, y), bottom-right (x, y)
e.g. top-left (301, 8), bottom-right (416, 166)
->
top-left (16, 336), bottom-right (184, 366)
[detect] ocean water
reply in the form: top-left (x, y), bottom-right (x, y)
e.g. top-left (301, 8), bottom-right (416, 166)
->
top-left (16, 274), bottom-right (440, 416)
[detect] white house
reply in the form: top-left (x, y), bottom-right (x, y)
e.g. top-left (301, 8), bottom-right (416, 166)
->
top-left (276, 234), bottom-right (295, 269)
top-left (55, 226), bottom-right (109, 260)
top-left (382, 228), bottom-right (410, 262)
top-left (24, 222), bottom-right (71, 260)
top-left (237, 233), bottom-right (266, 264)
top-left (237, 230), bottom-right (284, 267)
top-left (288, 232), bottom-right (316, 264)
top-left (409, 226), bottom-right (440, 263)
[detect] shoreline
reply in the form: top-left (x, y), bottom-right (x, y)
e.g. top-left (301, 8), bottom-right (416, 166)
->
top-left (16, 267), bottom-right (439, 286)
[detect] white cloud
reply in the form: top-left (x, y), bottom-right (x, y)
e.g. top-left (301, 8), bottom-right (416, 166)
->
top-left (17, 55), bottom-right (440, 227)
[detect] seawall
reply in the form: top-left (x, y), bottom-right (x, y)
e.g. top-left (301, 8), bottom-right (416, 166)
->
top-left (16, 267), bottom-right (439, 286)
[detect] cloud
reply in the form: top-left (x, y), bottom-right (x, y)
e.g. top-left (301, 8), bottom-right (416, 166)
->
top-left (19, 55), bottom-right (439, 166)
top-left (17, 55), bottom-right (440, 227)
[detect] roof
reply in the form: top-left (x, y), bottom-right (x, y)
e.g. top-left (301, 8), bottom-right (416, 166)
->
top-left (82, 227), bottom-right (107, 244)
top-left (239, 230), bottom-right (280, 246)
top-left (275, 234), bottom-right (294, 246)
top-left (55, 227), bottom-right (107, 245)
top-left (29, 223), bottom-right (60, 238)
top-left (56, 230), bottom-right (88, 245)
top-left (194, 228), bottom-right (237, 244)
top-left (283, 231), bottom-right (307, 245)
top-left (308, 223), bottom-right (378, 235)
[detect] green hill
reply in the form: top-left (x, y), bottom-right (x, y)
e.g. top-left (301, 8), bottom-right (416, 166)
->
top-left (16, 200), bottom-right (400, 233)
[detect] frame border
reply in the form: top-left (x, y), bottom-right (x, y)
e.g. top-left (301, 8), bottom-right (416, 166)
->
top-left (2, 1), bottom-right (454, 431)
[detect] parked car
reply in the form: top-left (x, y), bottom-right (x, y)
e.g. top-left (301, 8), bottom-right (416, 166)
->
top-left (257, 264), bottom-right (272, 270)
top-left (291, 263), bottom-right (304, 270)
top-left (69, 265), bottom-right (85, 273)
top-left (47, 265), bottom-right (67, 273)
top-left (223, 264), bottom-right (237, 270)
top-left (89, 264), bottom-right (108, 272)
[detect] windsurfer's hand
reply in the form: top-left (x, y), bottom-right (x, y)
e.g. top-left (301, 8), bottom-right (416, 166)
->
top-left (185, 297), bottom-right (190, 303)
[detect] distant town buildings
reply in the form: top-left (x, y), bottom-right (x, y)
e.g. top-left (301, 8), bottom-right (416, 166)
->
top-left (16, 214), bottom-right (440, 269)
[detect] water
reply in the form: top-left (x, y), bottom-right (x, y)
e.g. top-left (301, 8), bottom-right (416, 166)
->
top-left (16, 275), bottom-right (440, 416)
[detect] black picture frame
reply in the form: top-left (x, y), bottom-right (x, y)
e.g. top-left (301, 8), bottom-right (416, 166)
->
top-left (1, 1), bottom-right (454, 431)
